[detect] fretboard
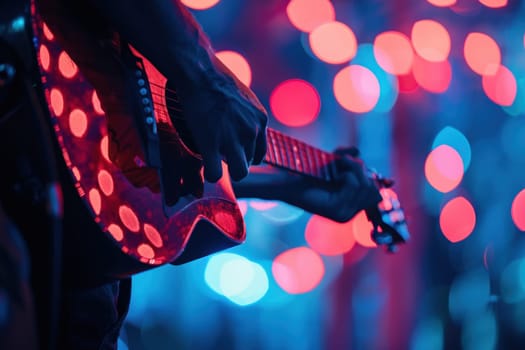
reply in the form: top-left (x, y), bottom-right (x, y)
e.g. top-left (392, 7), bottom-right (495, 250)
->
top-left (264, 128), bottom-right (338, 182)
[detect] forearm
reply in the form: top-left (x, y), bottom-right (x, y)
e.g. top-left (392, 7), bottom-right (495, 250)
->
top-left (232, 166), bottom-right (294, 201)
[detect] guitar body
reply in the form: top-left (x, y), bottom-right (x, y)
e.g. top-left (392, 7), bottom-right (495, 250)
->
top-left (2, 0), bottom-right (409, 283)
top-left (3, 0), bottom-right (246, 279)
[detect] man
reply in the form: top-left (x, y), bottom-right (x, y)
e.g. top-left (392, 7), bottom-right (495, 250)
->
top-left (2, 0), bottom-right (382, 348)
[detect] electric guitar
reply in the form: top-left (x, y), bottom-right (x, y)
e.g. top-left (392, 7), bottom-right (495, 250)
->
top-left (2, 0), bottom-right (409, 277)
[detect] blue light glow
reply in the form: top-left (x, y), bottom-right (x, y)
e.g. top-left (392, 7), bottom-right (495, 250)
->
top-left (432, 126), bottom-right (472, 171)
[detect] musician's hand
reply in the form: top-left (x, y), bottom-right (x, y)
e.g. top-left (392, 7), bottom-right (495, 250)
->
top-left (283, 149), bottom-right (382, 222)
top-left (174, 55), bottom-right (268, 183)
top-left (234, 147), bottom-right (383, 223)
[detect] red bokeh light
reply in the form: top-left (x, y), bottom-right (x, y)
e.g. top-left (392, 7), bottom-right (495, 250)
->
top-left (309, 21), bottom-right (357, 64)
top-left (425, 145), bottom-right (464, 193)
top-left (270, 79), bottom-right (320, 127)
top-left (440, 197), bottom-right (476, 243)
top-left (412, 55), bottom-right (452, 93)
top-left (272, 247), bottom-right (325, 294)
top-left (464, 32), bottom-right (501, 76)
top-left (373, 31), bottom-right (414, 75)
top-left (411, 20), bottom-right (451, 62)
top-left (333, 65), bottom-right (380, 114)
top-left (215, 50), bottom-right (252, 87)
top-left (286, 0), bottom-right (335, 33)
top-left (512, 190), bottom-right (525, 231)
top-left (482, 65), bottom-right (517, 107)
top-left (305, 215), bottom-right (356, 256)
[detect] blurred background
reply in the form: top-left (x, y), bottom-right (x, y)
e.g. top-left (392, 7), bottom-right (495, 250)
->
top-left (119, 0), bottom-right (525, 349)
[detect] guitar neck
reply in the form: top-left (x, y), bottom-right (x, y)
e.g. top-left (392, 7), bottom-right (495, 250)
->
top-left (264, 128), bottom-right (339, 182)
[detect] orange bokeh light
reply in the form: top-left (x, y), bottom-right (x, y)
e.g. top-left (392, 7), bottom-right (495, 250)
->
top-left (272, 247), bottom-right (325, 294)
top-left (478, 0), bottom-right (508, 8)
top-left (412, 55), bottom-right (452, 93)
top-left (100, 135), bottom-right (110, 163)
top-left (58, 51), bottom-right (78, 79)
top-left (425, 145), bottom-right (464, 193)
top-left (309, 21), bottom-right (357, 64)
top-left (97, 169), bottom-right (114, 196)
top-left (144, 223), bottom-right (164, 248)
top-left (411, 20), bottom-right (451, 62)
top-left (107, 224), bottom-right (124, 242)
top-left (39, 45), bottom-right (50, 71)
top-left (373, 31), bottom-right (414, 75)
top-left (92, 91), bottom-right (105, 115)
top-left (68, 109), bottom-right (88, 138)
top-left (333, 65), bottom-right (380, 114)
top-left (50, 88), bottom-right (64, 116)
top-left (270, 79), bottom-right (320, 127)
top-left (440, 197), bottom-right (476, 243)
top-left (181, 0), bottom-right (220, 10)
top-left (511, 189), bottom-right (525, 231)
top-left (137, 243), bottom-right (155, 259)
top-left (215, 50), bottom-right (252, 87)
top-left (351, 210), bottom-right (376, 248)
top-left (482, 65), bottom-right (517, 107)
top-left (464, 32), bottom-right (501, 76)
top-left (119, 205), bottom-right (140, 232)
top-left (88, 188), bottom-right (102, 215)
top-left (286, 0), bottom-right (335, 33)
top-left (305, 215), bottom-right (356, 256)
top-left (427, 0), bottom-right (457, 6)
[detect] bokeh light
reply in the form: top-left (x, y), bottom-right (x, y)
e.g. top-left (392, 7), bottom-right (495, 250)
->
top-left (464, 33), bottom-right (501, 76)
top-left (351, 210), bottom-right (376, 248)
top-left (411, 20), bottom-right (451, 62)
top-left (305, 215), bottom-right (356, 256)
top-left (425, 145), bottom-right (464, 193)
top-left (432, 126), bottom-right (472, 171)
top-left (272, 247), bottom-right (325, 294)
top-left (478, 0), bottom-right (508, 8)
top-left (57, 51), bottom-right (78, 79)
top-left (333, 65), bottom-right (380, 113)
top-left (440, 196), bottom-right (476, 243)
top-left (427, 0), bottom-right (457, 6)
top-left (181, 0), bottom-right (220, 10)
top-left (309, 21), bottom-right (357, 64)
top-left (482, 65), bottom-right (517, 106)
top-left (352, 43), bottom-right (399, 113)
top-left (270, 79), bottom-right (321, 127)
top-left (68, 109), bottom-right (88, 138)
top-left (511, 189), bottom-right (525, 231)
top-left (412, 55), bottom-right (452, 93)
top-left (215, 50), bottom-right (252, 87)
top-left (373, 31), bottom-right (414, 75)
top-left (286, 0), bottom-right (335, 33)
top-left (205, 253), bottom-right (269, 305)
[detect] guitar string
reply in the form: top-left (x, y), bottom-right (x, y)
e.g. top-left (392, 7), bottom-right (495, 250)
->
top-left (148, 93), bottom-right (334, 180)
